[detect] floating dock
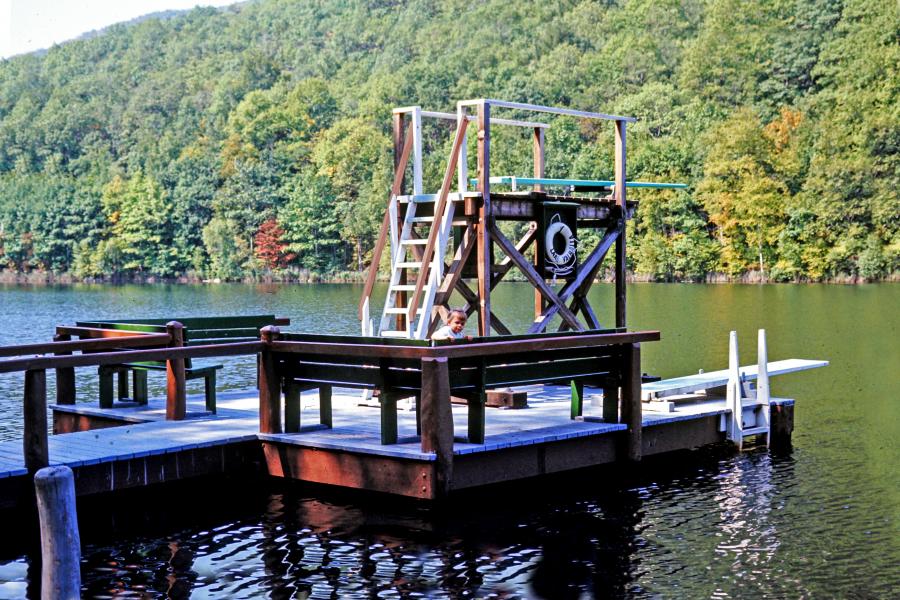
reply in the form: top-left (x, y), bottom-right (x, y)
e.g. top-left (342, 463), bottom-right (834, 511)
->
top-left (0, 367), bottom-right (817, 506)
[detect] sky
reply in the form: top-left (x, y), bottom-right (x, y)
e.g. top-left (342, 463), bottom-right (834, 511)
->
top-left (0, 0), bottom-right (237, 59)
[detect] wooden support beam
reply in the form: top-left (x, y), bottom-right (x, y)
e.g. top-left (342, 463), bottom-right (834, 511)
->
top-left (476, 102), bottom-right (492, 336)
top-left (165, 321), bottom-right (186, 421)
top-left (490, 222), bottom-right (583, 331)
top-left (24, 368), bottom-right (49, 473)
top-left (528, 225), bottom-right (619, 333)
top-left (420, 356), bottom-right (453, 497)
top-left (433, 223), bottom-right (476, 307)
top-left (615, 120), bottom-right (627, 328)
top-left (259, 326), bottom-right (282, 434)
top-left (359, 119), bottom-right (415, 321)
top-left (533, 127), bottom-right (546, 319)
top-left (621, 342), bottom-right (642, 461)
top-left (450, 277), bottom-right (512, 336)
top-left (53, 333), bottom-right (75, 405)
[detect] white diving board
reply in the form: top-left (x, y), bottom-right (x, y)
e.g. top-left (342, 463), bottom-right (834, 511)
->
top-left (471, 176), bottom-right (688, 190)
top-left (642, 358), bottom-right (828, 401)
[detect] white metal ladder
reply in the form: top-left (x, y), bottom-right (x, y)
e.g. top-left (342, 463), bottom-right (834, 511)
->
top-left (725, 329), bottom-right (772, 450)
top-left (378, 107), bottom-right (468, 340)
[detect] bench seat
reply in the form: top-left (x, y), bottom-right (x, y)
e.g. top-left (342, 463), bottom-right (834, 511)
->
top-left (79, 314), bottom-right (289, 414)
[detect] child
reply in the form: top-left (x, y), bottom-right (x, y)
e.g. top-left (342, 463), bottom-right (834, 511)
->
top-left (431, 308), bottom-right (471, 341)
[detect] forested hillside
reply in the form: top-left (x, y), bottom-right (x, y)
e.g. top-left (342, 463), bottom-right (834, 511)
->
top-left (0, 0), bottom-right (896, 282)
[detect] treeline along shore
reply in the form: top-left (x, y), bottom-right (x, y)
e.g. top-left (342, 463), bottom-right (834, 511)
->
top-left (0, 0), bottom-right (896, 284)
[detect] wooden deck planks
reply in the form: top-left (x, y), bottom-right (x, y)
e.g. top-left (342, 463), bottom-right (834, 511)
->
top-left (1, 380), bottom-right (805, 484)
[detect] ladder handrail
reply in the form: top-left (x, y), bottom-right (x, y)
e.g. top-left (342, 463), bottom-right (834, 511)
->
top-left (408, 117), bottom-right (469, 322)
top-left (358, 120), bottom-right (416, 320)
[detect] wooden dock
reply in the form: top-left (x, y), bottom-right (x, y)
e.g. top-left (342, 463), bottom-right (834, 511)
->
top-left (0, 322), bottom-right (827, 505)
top-left (0, 381), bottom-right (799, 506)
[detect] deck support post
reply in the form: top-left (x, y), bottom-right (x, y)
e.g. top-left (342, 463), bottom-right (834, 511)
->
top-left (620, 343), bottom-right (642, 461)
top-left (165, 321), bottom-right (186, 420)
top-left (770, 403), bottom-right (794, 450)
top-left (259, 326), bottom-right (282, 434)
top-left (53, 333), bottom-right (76, 405)
top-left (24, 368), bottom-right (49, 473)
top-left (34, 466), bottom-right (81, 600)
top-left (421, 356), bottom-right (453, 497)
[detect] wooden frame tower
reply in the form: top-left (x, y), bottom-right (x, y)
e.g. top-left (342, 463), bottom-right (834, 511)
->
top-left (359, 99), bottom-right (678, 339)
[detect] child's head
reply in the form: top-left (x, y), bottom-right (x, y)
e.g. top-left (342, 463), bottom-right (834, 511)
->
top-left (446, 308), bottom-right (467, 334)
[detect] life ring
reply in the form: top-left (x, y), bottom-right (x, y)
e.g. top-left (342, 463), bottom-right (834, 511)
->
top-left (545, 220), bottom-right (577, 268)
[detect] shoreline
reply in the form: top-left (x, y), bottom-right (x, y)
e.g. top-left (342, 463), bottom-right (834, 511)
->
top-left (1, 269), bottom-right (897, 286)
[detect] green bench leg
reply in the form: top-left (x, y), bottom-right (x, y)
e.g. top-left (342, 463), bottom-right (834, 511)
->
top-left (602, 384), bottom-right (619, 422)
top-left (98, 366), bottom-right (114, 409)
top-left (380, 392), bottom-right (398, 445)
top-left (284, 381), bottom-right (301, 433)
top-left (133, 370), bottom-right (148, 405)
top-left (468, 393), bottom-right (486, 444)
top-left (204, 372), bottom-right (217, 413)
top-left (117, 369), bottom-right (129, 400)
top-left (319, 384), bottom-right (332, 428)
top-left (571, 380), bottom-right (584, 419)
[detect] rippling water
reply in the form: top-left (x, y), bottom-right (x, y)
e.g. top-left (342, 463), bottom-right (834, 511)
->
top-left (0, 282), bottom-right (897, 598)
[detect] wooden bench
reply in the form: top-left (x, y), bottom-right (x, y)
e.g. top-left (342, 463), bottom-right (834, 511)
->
top-left (274, 327), bottom-right (641, 445)
top-left (75, 315), bottom-right (290, 413)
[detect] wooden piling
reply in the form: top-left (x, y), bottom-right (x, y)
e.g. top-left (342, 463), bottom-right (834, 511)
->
top-left (420, 356), bottom-right (453, 496)
top-left (165, 321), bottom-right (186, 420)
top-left (620, 343), bottom-right (642, 461)
top-left (24, 368), bottom-right (49, 473)
top-left (34, 466), bottom-right (81, 600)
top-left (52, 334), bottom-right (75, 405)
top-left (259, 326), bottom-right (282, 434)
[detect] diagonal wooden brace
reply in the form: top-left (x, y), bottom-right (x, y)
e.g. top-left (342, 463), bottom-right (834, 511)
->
top-left (529, 224), bottom-right (620, 333)
top-left (489, 221), bottom-right (583, 331)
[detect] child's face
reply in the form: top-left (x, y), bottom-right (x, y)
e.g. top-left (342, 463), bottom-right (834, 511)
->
top-left (448, 314), bottom-right (466, 334)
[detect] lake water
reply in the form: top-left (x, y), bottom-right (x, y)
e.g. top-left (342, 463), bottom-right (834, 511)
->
top-left (0, 282), bottom-right (897, 598)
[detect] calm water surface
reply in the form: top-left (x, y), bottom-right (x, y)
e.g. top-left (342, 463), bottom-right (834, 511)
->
top-left (0, 282), bottom-right (897, 598)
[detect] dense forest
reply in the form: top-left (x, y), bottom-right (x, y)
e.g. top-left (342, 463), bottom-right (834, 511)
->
top-left (0, 0), bottom-right (896, 282)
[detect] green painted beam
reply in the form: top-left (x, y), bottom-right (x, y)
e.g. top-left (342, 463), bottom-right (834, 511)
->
top-left (468, 176), bottom-right (688, 190)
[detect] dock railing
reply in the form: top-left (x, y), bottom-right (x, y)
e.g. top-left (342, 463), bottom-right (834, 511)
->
top-left (0, 324), bottom-right (263, 474)
top-left (258, 327), bottom-right (659, 492)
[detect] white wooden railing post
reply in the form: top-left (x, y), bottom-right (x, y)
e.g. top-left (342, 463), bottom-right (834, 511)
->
top-left (758, 329), bottom-right (771, 447)
top-left (726, 330), bottom-right (744, 450)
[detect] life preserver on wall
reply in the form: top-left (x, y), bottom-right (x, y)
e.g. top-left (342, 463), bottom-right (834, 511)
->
top-left (545, 214), bottom-right (577, 275)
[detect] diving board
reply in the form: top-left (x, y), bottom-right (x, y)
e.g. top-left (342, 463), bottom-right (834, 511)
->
top-left (642, 358), bottom-right (828, 401)
top-left (472, 176), bottom-right (688, 190)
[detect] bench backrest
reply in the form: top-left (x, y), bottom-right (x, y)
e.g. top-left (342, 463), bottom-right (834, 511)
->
top-left (75, 315), bottom-right (289, 368)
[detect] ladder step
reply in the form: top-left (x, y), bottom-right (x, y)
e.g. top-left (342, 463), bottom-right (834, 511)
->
top-left (409, 217), bottom-right (470, 227)
top-left (390, 284), bottom-right (417, 291)
top-left (742, 426), bottom-right (769, 436)
top-left (380, 330), bottom-right (411, 338)
top-left (401, 239), bottom-right (428, 245)
top-left (384, 308), bottom-right (409, 315)
top-left (395, 262), bottom-right (423, 268)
